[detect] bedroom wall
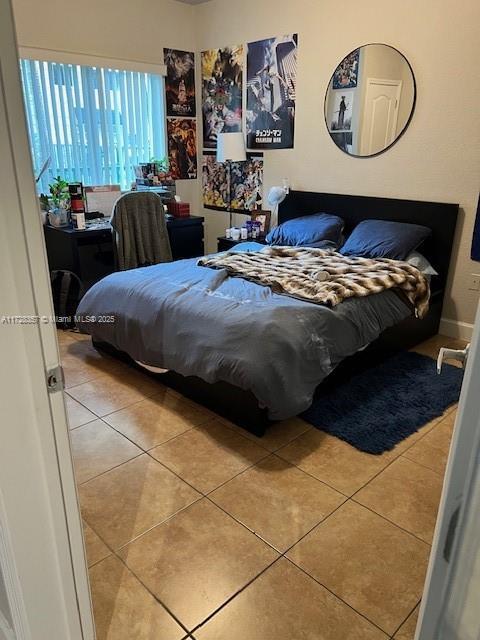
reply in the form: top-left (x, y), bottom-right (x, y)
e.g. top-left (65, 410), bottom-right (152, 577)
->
top-left (195, 0), bottom-right (480, 335)
top-left (11, 0), bottom-right (200, 211)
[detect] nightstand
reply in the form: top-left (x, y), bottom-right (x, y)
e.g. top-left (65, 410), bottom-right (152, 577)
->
top-left (217, 236), bottom-right (266, 252)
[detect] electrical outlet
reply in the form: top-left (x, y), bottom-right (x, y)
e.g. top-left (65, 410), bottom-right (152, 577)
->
top-left (468, 274), bottom-right (480, 291)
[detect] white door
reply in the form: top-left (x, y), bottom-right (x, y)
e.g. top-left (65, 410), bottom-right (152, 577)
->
top-left (417, 301), bottom-right (480, 639)
top-left (360, 78), bottom-right (401, 155)
top-left (0, 1), bottom-right (94, 638)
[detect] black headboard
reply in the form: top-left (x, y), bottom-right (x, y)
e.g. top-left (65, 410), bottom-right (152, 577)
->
top-left (278, 191), bottom-right (458, 292)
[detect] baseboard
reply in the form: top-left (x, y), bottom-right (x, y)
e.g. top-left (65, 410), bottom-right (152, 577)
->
top-left (439, 317), bottom-right (474, 341)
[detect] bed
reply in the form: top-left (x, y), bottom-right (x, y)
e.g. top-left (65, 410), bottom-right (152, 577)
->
top-left (76, 191), bottom-right (458, 435)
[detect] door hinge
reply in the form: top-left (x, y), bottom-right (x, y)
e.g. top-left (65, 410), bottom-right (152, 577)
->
top-left (46, 365), bottom-right (65, 393)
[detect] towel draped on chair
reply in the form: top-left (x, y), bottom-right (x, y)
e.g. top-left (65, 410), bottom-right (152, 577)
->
top-left (111, 192), bottom-right (172, 270)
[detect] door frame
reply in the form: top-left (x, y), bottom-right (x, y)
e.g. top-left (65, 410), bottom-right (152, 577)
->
top-left (417, 302), bottom-right (480, 639)
top-left (0, 1), bottom-right (94, 638)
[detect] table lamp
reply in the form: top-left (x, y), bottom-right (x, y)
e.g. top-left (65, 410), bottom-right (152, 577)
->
top-left (267, 182), bottom-right (290, 222)
top-left (217, 132), bottom-right (246, 227)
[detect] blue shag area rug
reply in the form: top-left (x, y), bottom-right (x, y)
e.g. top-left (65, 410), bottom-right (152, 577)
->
top-left (301, 351), bottom-right (463, 454)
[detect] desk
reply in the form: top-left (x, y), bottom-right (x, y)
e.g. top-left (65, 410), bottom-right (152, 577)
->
top-left (44, 215), bottom-right (204, 290)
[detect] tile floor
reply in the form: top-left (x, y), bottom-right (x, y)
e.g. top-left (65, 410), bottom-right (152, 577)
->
top-left (60, 330), bottom-right (466, 639)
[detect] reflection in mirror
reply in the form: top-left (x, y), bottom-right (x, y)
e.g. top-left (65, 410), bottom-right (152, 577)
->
top-left (324, 44), bottom-right (416, 157)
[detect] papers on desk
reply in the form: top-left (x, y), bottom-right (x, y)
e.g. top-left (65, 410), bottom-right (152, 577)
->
top-left (85, 219), bottom-right (111, 230)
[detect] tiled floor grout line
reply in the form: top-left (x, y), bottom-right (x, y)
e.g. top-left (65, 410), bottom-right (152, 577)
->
top-left (282, 555), bottom-right (391, 637)
top-left (349, 499), bottom-right (433, 547)
top-left (106, 419), bottom-right (198, 454)
top-left (270, 451), bottom-right (355, 498)
top-left (77, 450), bottom-right (144, 486)
top-left (279, 496), bottom-right (352, 557)
top-left (142, 448), bottom-right (262, 500)
top-left (64, 368), bottom-right (119, 392)
top-left (64, 363), bottom-right (162, 401)
top-left (201, 452), bottom-right (270, 496)
top-left (114, 495), bottom-right (205, 551)
top-left (389, 598), bottom-right (421, 639)
top-left (202, 494), bottom-right (286, 553)
top-left (214, 416), bottom-right (313, 454)
top-left (83, 516), bottom-right (193, 637)
top-left (187, 555), bottom-right (284, 635)
top-left (112, 550), bottom-right (192, 637)
top-left (65, 378), bottom-right (165, 409)
top-left (345, 415), bottom-right (452, 503)
top-left (68, 418), bottom-right (99, 432)
top-left (401, 447), bottom-right (447, 477)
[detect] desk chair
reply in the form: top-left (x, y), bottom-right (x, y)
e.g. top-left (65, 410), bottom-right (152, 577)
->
top-left (111, 192), bottom-right (172, 270)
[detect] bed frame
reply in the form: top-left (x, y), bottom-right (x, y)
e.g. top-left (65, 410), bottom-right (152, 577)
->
top-left (94, 190), bottom-right (459, 436)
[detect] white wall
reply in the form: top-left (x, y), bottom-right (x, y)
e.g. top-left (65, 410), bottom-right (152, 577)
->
top-left (12, 0), bottom-right (480, 328)
top-left (196, 0), bottom-right (480, 329)
top-left (11, 0), bottom-right (200, 211)
top-left (0, 568), bottom-right (14, 639)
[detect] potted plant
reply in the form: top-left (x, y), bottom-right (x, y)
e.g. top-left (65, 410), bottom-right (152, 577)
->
top-left (48, 176), bottom-right (70, 226)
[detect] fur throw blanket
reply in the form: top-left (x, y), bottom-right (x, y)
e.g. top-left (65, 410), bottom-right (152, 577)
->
top-left (199, 246), bottom-right (430, 318)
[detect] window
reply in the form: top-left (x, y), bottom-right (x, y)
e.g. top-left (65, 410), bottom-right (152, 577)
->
top-left (20, 58), bottom-right (165, 192)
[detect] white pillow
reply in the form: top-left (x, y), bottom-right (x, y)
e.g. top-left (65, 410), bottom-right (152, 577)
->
top-left (405, 251), bottom-right (438, 276)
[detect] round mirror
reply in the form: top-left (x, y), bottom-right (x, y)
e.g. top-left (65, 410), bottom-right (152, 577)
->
top-left (324, 44), bottom-right (416, 157)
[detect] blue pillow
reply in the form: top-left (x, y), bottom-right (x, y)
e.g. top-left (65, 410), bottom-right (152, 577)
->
top-left (340, 220), bottom-right (431, 260)
top-left (266, 213), bottom-right (344, 247)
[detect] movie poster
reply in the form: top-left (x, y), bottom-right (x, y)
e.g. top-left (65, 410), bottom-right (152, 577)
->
top-left (202, 154), bottom-right (263, 211)
top-left (201, 46), bottom-right (243, 149)
top-left (163, 48), bottom-right (196, 117)
top-left (167, 118), bottom-right (197, 180)
top-left (246, 34), bottom-right (298, 149)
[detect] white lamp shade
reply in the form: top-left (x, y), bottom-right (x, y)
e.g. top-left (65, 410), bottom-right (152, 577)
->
top-left (216, 132), bottom-right (246, 163)
top-left (267, 186), bottom-right (288, 208)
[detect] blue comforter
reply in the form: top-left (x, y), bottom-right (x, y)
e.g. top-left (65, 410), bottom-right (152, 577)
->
top-left (76, 245), bottom-right (411, 419)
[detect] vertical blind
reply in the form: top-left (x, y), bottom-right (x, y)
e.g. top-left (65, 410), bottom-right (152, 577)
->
top-left (20, 58), bottom-right (165, 192)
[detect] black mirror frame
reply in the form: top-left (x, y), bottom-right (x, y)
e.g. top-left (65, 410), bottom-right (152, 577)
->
top-left (324, 43), bottom-right (417, 158)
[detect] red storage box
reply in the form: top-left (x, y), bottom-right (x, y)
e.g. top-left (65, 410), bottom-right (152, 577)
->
top-left (167, 201), bottom-right (190, 218)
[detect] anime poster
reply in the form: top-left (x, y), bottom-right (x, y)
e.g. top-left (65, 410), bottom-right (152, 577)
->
top-left (246, 34), bottom-right (298, 149)
top-left (201, 46), bottom-right (243, 149)
top-left (163, 48), bottom-right (196, 117)
top-left (329, 90), bottom-right (354, 131)
top-left (202, 154), bottom-right (263, 211)
top-left (167, 118), bottom-right (197, 180)
top-left (332, 48), bottom-right (360, 89)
